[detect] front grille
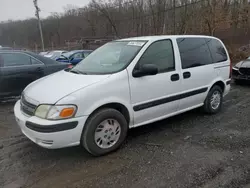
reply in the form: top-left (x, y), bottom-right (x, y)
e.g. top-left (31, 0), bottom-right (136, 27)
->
top-left (20, 95), bottom-right (37, 116)
top-left (232, 69), bottom-right (240, 77)
top-left (239, 67), bottom-right (250, 75)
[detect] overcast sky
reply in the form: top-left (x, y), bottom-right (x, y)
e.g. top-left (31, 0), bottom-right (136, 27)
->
top-left (0, 0), bottom-right (90, 22)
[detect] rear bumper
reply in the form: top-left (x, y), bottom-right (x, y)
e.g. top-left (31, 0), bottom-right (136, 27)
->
top-left (224, 81), bottom-right (231, 97)
top-left (14, 100), bottom-right (88, 149)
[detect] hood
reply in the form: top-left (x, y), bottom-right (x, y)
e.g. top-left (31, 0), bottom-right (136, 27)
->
top-left (237, 60), bottom-right (250, 68)
top-left (24, 70), bottom-right (110, 104)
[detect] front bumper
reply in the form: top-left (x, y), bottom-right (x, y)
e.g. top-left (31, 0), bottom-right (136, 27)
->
top-left (14, 100), bottom-right (88, 149)
top-left (232, 68), bottom-right (250, 81)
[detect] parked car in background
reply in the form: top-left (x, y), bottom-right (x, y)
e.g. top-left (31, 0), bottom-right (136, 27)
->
top-left (44, 50), bottom-right (68, 60)
top-left (233, 57), bottom-right (250, 84)
top-left (0, 50), bottom-right (70, 100)
top-left (39, 51), bottom-right (49, 56)
top-left (56, 50), bottom-right (93, 65)
top-left (14, 35), bottom-right (231, 156)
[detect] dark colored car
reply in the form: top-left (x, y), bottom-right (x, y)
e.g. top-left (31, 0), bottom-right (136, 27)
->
top-left (232, 57), bottom-right (250, 84)
top-left (56, 50), bottom-right (93, 65)
top-left (0, 50), bottom-right (70, 100)
top-left (0, 47), bottom-right (13, 50)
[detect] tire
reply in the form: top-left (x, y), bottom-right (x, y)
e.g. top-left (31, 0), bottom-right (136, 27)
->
top-left (203, 85), bottom-right (223, 114)
top-left (81, 108), bottom-right (128, 156)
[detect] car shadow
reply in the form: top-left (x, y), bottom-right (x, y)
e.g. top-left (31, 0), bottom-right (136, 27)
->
top-left (234, 80), bottom-right (250, 86)
top-left (127, 108), bottom-right (202, 140)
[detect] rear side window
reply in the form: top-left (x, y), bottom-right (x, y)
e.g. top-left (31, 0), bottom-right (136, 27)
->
top-left (206, 38), bottom-right (228, 63)
top-left (31, 57), bottom-right (43, 65)
top-left (1, 53), bottom-right (31, 67)
top-left (177, 38), bottom-right (212, 69)
top-left (137, 40), bottom-right (175, 73)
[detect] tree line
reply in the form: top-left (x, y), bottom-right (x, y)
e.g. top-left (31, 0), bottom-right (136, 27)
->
top-left (0, 0), bottom-right (250, 54)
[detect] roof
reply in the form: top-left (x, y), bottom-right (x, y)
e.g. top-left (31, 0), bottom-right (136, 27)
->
top-left (119, 35), bottom-right (219, 42)
top-left (0, 50), bottom-right (59, 65)
top-left (49, 50), bottom-right (67, 53)
top-left (70, 50), bottom-right (93, 52)
top-left (0, 50), bottom-right (28, 53)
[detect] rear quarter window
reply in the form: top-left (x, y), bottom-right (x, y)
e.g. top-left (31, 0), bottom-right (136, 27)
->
top-left (177, 38), bottom-right (213, 69)
top-left (1, 53), bottom-right (31, 67)
top-left (205, 38), bottom-right (228, 63)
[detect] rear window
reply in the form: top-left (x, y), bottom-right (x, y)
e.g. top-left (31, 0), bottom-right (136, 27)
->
top-left (205, 38), bottom-right (228, 63)
top-left (177, 38), bottom-right (213, 69)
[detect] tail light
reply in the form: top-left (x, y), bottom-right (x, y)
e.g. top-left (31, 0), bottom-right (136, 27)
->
top-left (229, 59), bottom-right (232, 78)
top-left (68, 64), bottom-right (73, 69)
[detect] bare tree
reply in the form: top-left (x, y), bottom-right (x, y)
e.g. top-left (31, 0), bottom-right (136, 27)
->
top-left (1, 0), bottom-right (250, 52)
top-left (91, 0), bottom-right (119, 37)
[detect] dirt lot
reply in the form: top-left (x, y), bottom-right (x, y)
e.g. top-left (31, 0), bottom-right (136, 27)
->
top-left (1, 83), bottom-right (250, 188)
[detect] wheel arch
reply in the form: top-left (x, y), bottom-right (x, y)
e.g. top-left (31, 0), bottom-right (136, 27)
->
top-left (212, 81), bottom-right (225, 92)
top-left (209, 80), bottom-right (225, 93)
top-left (89, 102), bottom-right (131, 125)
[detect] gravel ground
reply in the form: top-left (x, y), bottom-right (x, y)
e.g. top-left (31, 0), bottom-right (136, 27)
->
top-left (1, 83), bottom-right (250, 188)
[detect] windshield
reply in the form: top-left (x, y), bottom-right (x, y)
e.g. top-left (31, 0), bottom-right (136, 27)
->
top-left (71, 41), bottom-right (146, 74)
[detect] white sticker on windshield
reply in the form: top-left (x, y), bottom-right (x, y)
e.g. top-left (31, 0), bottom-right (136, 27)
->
top-left (127, 41), bottom-right (145, 47)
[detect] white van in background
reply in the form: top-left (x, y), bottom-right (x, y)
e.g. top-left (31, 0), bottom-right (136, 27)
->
top-left (14, 35), bottom-right (231, 156)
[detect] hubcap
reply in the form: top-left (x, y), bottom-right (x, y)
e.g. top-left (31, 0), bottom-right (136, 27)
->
top-left (94, 119), bottom-right (121, 149)
top-left (210, 91), bottom-right (221, 110)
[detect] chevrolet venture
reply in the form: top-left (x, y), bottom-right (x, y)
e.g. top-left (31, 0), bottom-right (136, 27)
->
top-left (14, 35), bottom-right (231, 156)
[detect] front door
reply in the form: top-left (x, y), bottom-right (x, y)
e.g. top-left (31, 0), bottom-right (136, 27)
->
top-left (128, 39), bottom-right (181, 126)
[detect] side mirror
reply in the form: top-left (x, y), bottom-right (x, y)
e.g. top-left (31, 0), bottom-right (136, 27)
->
top-left (133, 64), bottom-right (158, 78)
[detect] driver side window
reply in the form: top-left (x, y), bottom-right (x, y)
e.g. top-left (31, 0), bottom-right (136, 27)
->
top-left (136, 40), bottom-right (175, 73)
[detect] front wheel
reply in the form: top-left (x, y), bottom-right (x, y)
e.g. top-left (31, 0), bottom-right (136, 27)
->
top-left (203, 85), bottom-right (223, 114)
top-left (81, 108), bottom-right (128, 156)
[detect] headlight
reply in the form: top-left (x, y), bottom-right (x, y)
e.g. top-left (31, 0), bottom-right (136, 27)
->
top-left (233, 66), bottom-right (239, 70)
top-left (35, 104), bottom-right (77, 120)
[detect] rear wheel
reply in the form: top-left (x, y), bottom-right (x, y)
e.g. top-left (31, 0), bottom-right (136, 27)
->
top-left (81, 108), bottom-right (128, 156)
top-left (203, 85), bottom-right (223, 114)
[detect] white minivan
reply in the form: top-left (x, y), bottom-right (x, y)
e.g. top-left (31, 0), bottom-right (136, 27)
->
top-left (14, 35), bottom-right (231, 156)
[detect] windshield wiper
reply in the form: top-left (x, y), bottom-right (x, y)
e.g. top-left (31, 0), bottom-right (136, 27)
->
top-left (70, 70), bottom-right (80, 74)
top-left (70, 69), bottom-right (88, 75)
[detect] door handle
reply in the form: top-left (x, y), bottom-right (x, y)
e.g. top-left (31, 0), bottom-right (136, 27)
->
top-left (171, 74), bottom-right (180, 81)
top-left (36, 67), bottom-right (44, 72)
top-left (183, 72), bottom-right (191, 79)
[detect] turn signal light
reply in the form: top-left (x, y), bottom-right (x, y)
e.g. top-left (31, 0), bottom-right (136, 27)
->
top-left (59, 108), bottom-right (75, 118)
